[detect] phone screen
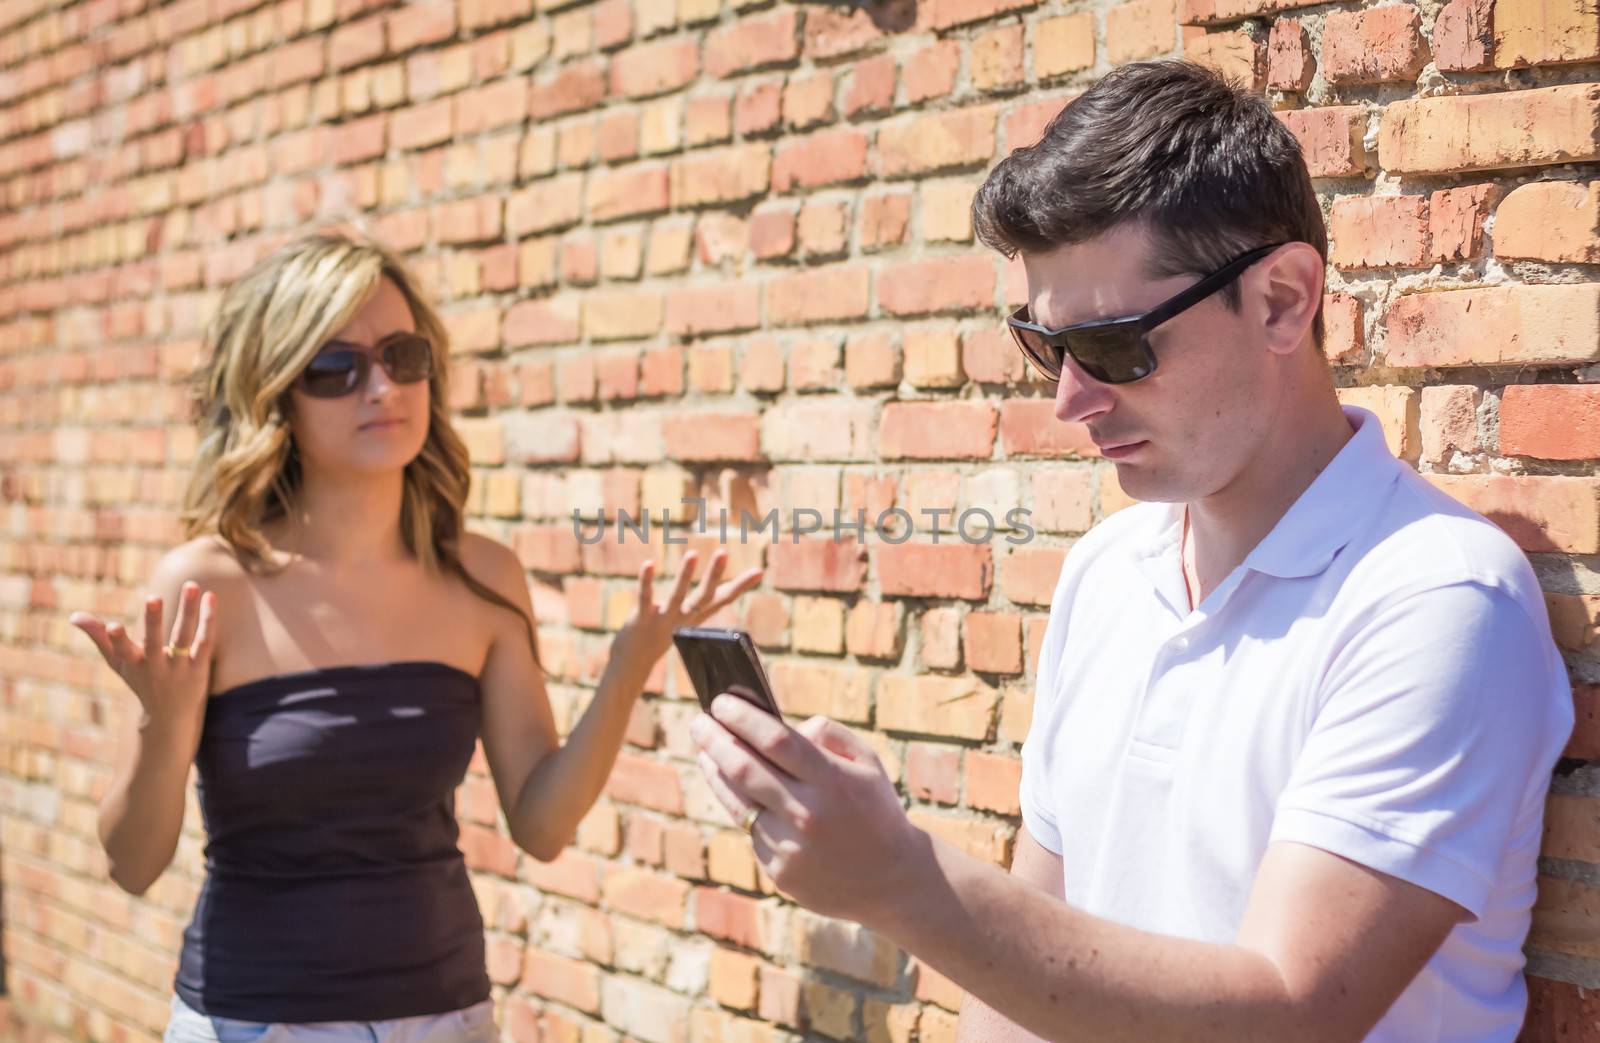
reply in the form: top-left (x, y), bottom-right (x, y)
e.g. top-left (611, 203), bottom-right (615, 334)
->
top-left (672, 626), bottom-right (780, 716)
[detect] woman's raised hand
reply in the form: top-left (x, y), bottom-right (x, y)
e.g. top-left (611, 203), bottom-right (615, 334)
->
top-left (69, 581), bottom-right (217, 729)
top-left (615, 549), bottom-right (763, 665)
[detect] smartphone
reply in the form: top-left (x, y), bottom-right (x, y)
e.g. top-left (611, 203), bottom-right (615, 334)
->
top-left (672, 626), bottom-right (781, 716)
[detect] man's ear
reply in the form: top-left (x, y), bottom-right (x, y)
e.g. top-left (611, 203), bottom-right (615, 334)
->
top-left (1255, 242), bottom-right (1324, 358)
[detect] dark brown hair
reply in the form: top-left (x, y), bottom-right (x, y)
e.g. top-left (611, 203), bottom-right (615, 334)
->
top-left (971, 59), bottom-right (1329, 347)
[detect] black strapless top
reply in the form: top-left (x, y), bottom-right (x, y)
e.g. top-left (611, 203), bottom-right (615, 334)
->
top-left (174, 661), bottom-right (492, 1022)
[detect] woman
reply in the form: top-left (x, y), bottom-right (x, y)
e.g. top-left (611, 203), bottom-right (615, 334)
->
top-left (68, 230), bottom-right (761, 1042)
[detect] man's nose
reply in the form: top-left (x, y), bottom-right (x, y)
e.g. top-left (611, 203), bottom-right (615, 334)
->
top-left (1054, 355), bottom-right (1114, 426)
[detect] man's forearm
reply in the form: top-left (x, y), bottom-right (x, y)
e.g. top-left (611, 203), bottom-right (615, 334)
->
top-left (875, 831), bottom-right (1314, 1043)
top-left (957, 992), bottom-right (1049, 1043)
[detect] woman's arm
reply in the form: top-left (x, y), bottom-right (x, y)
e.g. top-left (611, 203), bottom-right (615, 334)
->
top-left (72, 542), bottom-right (221, 895)
top-left (467, 534), bottom-right (760, 860)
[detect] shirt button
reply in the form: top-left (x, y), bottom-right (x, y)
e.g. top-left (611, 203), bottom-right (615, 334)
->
top-left (1172, 636), bottom-right (1190, 652)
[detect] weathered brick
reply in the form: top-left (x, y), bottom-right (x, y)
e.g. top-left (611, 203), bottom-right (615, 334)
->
top-left (881, 402), bottom-right (997, 460)
top-left (1427, 476), bottom-right (1600, 554)
top-left (1501, 385), bottom-right (1600, 461)
top-left (876, 107), bottom-right (998, 179)
top-left (1322, 6), bottom-right (1428, 85)
top-left (1493, 180), bottom-right (1600, 263)
top-left (1495, 0), bottom-right (1600, 67)
top-left (1267, 18), bottom-right (1314, 93)
top-left (1276, 106), bottom-right (1372, 178)
top-left (1383, 285), bottom-right (1600, 368)
top-left (1329, 195), bottom-right (1430, 269)
top-left (1379, 85), bottom-right (1600, 174)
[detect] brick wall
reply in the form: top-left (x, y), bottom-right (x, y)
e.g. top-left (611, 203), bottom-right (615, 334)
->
top-left (1, 0), bottom-right (1597, 1040)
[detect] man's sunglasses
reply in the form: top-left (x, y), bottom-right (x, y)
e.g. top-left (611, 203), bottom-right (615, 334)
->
top-left (295, 331), bottom-right (435, 398)
top-left (1006, 242), bottom-right (1287, 385)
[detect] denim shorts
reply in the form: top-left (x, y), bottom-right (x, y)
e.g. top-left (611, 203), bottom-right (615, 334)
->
top-left (163, 994), bottom-right (498, 1043)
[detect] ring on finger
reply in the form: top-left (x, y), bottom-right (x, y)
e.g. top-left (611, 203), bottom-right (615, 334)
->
top-left (739, 805), bottom-right (761, 835)
top-left (165, 643), bottom-right (191, 658)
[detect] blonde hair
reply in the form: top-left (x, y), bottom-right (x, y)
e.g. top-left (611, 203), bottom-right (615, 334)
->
top-left (180, 230), bottom-right (541, 670)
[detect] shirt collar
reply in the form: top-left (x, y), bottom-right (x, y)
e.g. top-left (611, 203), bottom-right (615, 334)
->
top-left (1130, 405), bottom-right (1402, 583)
top-left (1241, 405), bottom-right (1401, 579)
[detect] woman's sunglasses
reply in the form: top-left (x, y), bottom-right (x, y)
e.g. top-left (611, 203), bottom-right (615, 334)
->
top-left (1006, 242), bottom-right (1287, 385)
top-left (295, 331), bottom-right (435, 398)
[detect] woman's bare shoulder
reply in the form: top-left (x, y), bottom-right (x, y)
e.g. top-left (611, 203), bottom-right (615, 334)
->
top-left (150, 534), bottom-right (256, 591)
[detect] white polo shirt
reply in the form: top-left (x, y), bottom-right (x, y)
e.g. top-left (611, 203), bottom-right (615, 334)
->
top-left (1020, 406), bottom-right (1574, 1043)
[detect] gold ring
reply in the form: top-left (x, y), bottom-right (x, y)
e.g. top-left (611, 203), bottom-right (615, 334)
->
top-left (739, 805), bottom-right (760, 835)
top-left (165, 643), bottom-right (190, 658)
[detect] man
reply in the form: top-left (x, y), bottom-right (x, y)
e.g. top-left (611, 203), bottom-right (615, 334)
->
top-left (689, 59), bottom-right (1574, 1043)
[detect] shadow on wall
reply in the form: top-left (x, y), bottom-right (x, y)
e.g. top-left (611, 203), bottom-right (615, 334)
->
top-left (793, 0), bottom-right (918, 32)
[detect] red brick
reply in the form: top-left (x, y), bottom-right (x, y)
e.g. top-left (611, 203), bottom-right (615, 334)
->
top-left (595, 0), bottom-right (633, 49)
top-left (392, 97), bottom-right (453, 150)
top-left (843, 55), bottom-right (896, 118)
top-left (504, 299), bottom-right (579, 347)
top-left (859, 192), bottom-right (911, 251)
top-left (1494, 180), bottom-right (1600, 263)
top-left (1380, 85), bottom-right (1600, 175)
top-left (1384, 285), bottom-right (1600, 368)
top-left (1568, 685), bottom-right (1600, 760)
top-left (588, 164), bottom-right (671, 223)
top-left (1276, 106), bottom-right (1372, 178)
top-left (972, 25), bottom-right (1025, 91)
top-left (1000, 547), bottom-right (1069, 606)
top-left (1329, 195), bottom-right (1430, 269)
top-left (750, 206), bottom-right (797, 259)
top-left (879, 542), bottom-right (994, 600)
top-left (705, 8), bottom-right (801, 79)
top-left (522, 950), bottom-right (601, 1014)
top-left (903, 41), bottom-right (962, 104)
top-left (1500, 385), bottom-right (1600, 461)
top-left (602, 865), bottom-right (690, 927)
top-left (1004, 96), bottom-right (1073, 152)
top-left (1427, 475), bottom-right (1600, 554)
top-left (1180, 0), bottom-right (1323, 25)
top-left (607, 754), bottom-right (684, 813)
top-left (998, 400), bottom-right (1099, 458)
top-left (1107, 0), bottom-right (1178, 63)
top-left (671, 144), bottom-right (771, 207)
top-left (736, 78), bottom-right (784, 137)
top-left (1183, 28), bottom-right (1265, 91)
top-left (965, 750), bottom-right (1022, 815)
top-left (878, 256), bottom-right (996, 317)
top-left (1428, 185), bottom-right (1496, 263)
top-left (1322, 6), bottom-right (1428, 84)
top-left (773, 129), bottom-right (869, 193)
top-left (769, 539), bottom-right (868, 593)
top-left (922, 0), bottom-right (1041, 32)
top-left (330, 15), bottom-right (386, 71)
top-left (529, 59), bottom-right (607, 120)
top-left (907, 743), bottom-right (962, 804)
top-left (1433, 0), bottom-right (1494, 71)
top-left (389, 2), bottom-right (456, 51)
top-left (333, 113), bottom-right (386, 165)
top-left (663, 412), bottom-right (762, 461)
top-left (782, 72), bottom-right (836, 130)
top-left (1419, 385), bottom-right (1482, 466)
top-left (1035, 12), bottom-right (1096, 77)
top-left (665, 285), bottom-right (761, 337)
top-left (1495, 0), bottom-right (1600, 67)
top-left (767, 265), bottom-right (871, 326)
top-left (611, 38), bottom-right (699, 98)
top-left (695, 888), bottom-right (766, 949)
top-left (879, 674), bottom-right (998, 739)
top-left (804, 6), bottom-right (891, 60)
top-left (881, 402), bottom-right (998, 460)
top-left (686, 93), bottom-right (733, 146)
top-left (1267, 18), bottom-right (1313, 92)
top-left (846, 600), bottom-right (904, 659)
top-left (1521, 976), bottom-right (1600, 1042)
top-left (965, 611), bottom-right (1023, 674)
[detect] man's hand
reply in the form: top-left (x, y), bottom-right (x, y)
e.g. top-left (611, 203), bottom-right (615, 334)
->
top-left (690, 694), bottom-right (929, 924)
